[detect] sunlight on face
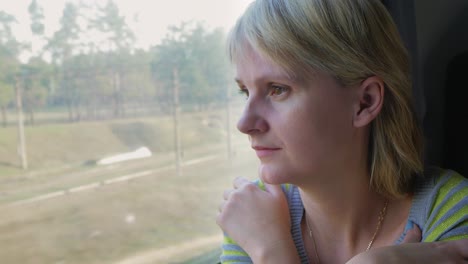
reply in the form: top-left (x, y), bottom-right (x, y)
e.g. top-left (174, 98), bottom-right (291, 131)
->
top-left (235, 45), bottom-right (358, 185)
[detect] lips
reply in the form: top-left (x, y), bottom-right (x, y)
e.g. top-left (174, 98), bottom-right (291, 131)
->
top-left (252, 146), bottom-right (281, 158)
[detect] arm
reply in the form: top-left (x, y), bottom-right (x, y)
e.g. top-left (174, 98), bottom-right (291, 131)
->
top-left (347, 239), bottom-right (468, 264)
top-left (347, 171), bottom-right (468, 264)
top-left (217, 177), bottom-right (300, 264)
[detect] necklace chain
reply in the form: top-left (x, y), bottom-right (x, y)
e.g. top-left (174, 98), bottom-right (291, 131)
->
top-left (304, 200), bottom-right (389, 264)
top-left (365, 200), bottom-right (388, 251)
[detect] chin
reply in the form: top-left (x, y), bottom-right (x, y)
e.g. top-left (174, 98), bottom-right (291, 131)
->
top-left (258, 164), bottom-right (290, 185)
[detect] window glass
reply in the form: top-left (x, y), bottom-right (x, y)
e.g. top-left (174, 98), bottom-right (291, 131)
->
top-left (0, 1), bottom-right (256, 263)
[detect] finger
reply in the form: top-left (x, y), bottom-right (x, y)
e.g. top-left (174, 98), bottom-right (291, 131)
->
top-left (402, 222), bottom-right (422, 243)
top-left (233, 176), bottom-right (251, 189)
top-left (223, 189), bottom-right (233, 200)
top-left (264, 182), bottom-right (283, 197)
top-left (218, 200), bottom-right (226, 212)
top-left (215, 211), bottom-right (223, 228)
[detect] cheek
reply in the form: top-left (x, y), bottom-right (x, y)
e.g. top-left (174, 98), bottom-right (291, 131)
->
top-left (278, 107), bottom-right (322, 162)
top-left (284, 104), bottom-right (326, 142)
top-left (284, 101), bottom-right (353, 159)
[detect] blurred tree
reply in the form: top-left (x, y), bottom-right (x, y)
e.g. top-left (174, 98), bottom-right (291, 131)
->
top-left (23, 0), bottom-right (48, 125)
top-left (46, 2), bottom-right (80, 64)
top-left (0, 47), bottom-right (16, 127)
top-left (118, 49), bottom-right (154, 116)
top-left (28, 0), bottom-right (44, 34)
top-left (46, 2), bottom-right (82, 121)
top-left (21, 58), bottom-right (52, 125)
top-left (0, 11), bottom-right (21, 127)
top-left (75, 51), bottom-right (107, 120)
top-left (28, 0), bottom-right (45, 56)
top-left (90, 0), bottom-right (135, 52)
top-left (89, 0), bottom-right (136, 117)
top-left (150, 24), bottom-right (185, 113)
top-left (151, 22), bottom-right (230, 111)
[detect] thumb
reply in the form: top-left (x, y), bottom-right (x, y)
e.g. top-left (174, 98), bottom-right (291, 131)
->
top-left (402, 222), bottom-right (422, 243)
top-left (264, 182), bottom-right (284, 197)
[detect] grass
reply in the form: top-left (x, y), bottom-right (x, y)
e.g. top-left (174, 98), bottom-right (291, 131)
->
top-left (0, 108), bottom-right (241, 201)
top-left (0, 106), bottom-right (258, 264)
top-left (177, 248), bottom-right (222, 264)
top-left (0, 145), bottom-right (258, 264)
top-left (0, 111), bottom-right (228, 174)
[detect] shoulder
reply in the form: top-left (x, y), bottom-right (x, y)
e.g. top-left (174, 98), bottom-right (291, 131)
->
top-left (410, 168), bottom-right (468, 241)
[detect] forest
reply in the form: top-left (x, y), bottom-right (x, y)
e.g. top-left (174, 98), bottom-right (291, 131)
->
top-left (0, 0), bottom-right (232, 126)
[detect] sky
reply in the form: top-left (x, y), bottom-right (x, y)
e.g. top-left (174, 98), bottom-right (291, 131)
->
top-left (0, 0), bottom-right (254, 51)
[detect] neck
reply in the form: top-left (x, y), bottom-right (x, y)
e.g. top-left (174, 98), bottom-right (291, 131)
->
top-left (298, 128), bottom-right (381, 236)
top-left (298, 150), bottom-right (389, 261)
top-left (296, 130), bottom-right (412, 263)
top-left (299, 174), bottom-right (386, 239)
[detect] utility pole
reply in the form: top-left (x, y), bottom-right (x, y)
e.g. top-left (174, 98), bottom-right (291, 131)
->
top-left (172, 67), bottom-right (182, 176)
top-left (15, 76), bottom-right (28, 170)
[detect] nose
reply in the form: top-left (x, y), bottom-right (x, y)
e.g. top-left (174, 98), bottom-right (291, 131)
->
top-left (236, 100), bottom-right (269, 135)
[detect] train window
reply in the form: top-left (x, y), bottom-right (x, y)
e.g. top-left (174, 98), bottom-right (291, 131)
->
top-left (0, 0), bottom-right (256, 263)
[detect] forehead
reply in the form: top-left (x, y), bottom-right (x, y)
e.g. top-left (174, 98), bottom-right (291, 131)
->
top-left (234, 45), bottom-right (300, 84)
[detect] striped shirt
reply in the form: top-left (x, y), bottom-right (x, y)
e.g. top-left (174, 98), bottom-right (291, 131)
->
top-left (220, 169), bottom-right (468, 263)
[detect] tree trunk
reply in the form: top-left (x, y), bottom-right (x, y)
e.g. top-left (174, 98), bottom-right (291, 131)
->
top-left (173, 67), bottom-right (182, 176)
top-left (15, 77), bottom-right (28, 170)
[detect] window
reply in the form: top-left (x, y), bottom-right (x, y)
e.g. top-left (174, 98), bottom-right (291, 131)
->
top-left (0, 0), bottom-right (256, 263)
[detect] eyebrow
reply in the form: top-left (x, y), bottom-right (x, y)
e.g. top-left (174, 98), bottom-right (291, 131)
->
top-left (234, 73), bottom-right (302, 86)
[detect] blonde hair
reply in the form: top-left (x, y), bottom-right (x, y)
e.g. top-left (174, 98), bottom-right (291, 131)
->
top-left (229, 0), bottom-right (424, 198)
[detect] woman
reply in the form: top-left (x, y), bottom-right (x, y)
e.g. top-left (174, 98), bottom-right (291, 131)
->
top-left (216, 0), bottom-right (468, 263)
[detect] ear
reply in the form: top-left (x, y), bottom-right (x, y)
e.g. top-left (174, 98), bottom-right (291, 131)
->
top-left (353, 76), bottom-right (384, 128)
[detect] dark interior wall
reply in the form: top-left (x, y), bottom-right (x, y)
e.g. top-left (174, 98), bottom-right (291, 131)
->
top-left (444, 53), bottom-right (468, 175)
top-left (414, 0), bottom-right (467, 61)
top-left (383, 0), bottom-right (468, 174)
top-left (413, 0), bottom-right (468, 169)
top-left (381, 0), bottom-right (422, 122)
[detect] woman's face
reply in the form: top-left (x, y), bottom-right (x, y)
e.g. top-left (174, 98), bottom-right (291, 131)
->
top-left (235, 47), bottom-right (359, 185)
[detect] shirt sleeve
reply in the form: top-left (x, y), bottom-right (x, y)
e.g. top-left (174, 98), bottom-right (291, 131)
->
top-left (219, 235), bottom-right (252, 263)
top-left (422, 170), bottom-right (468, 242)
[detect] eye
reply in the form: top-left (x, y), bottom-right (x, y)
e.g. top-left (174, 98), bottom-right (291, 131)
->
top-left (238, 87), bottom-right (249, 99)
top-left (269, 85), bottom-right (289, 97)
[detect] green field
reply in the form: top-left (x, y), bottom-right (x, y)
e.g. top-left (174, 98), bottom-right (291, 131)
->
top-left (0, 109), bottom-right (259, 264)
